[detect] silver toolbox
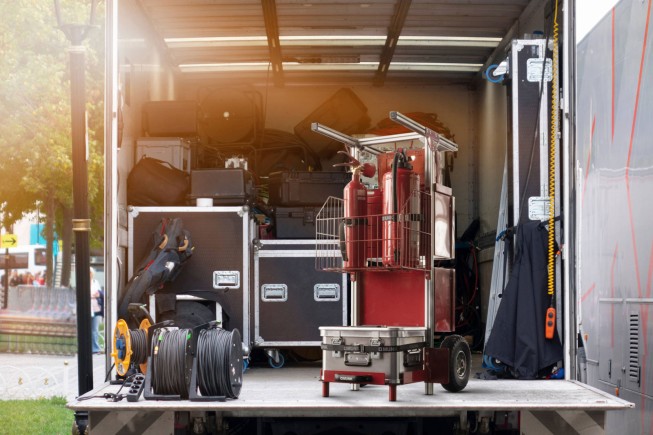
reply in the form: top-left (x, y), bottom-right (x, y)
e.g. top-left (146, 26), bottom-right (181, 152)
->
top-left (136, 137), bottom-right (191, 173)
top-left (320, 326), bottom-right (427, 384)
top-left (254, 240), bottom-right (347, 347)
top-left (128, 206), bottom-right (254, 346)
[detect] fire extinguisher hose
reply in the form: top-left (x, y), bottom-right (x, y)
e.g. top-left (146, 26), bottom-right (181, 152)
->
top-left (392, 151), bottom-right (400, 263)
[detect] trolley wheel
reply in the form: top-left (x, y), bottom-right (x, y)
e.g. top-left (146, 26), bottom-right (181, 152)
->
top-left (440, 335), bottom-right (471, 392)
top-left (268, 352), bottom-right (285, 369)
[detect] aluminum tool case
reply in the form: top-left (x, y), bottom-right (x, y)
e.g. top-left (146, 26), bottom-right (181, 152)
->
top-left (135, 137), bottom-right (191, 173)
top-left (254, 240), bottom-right (347, 347)
top-left (320, 326), bottom-right (427, 386)
top-left (128, 206), bottom-right (254, 345)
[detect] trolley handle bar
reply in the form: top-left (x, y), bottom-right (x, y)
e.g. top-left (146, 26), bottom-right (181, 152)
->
top-left (389, 111), bottom-right (459, 152)
top-left (311, 122), bottom-right (358, 148)
top-left (311, 122), bottom-right (383, 155)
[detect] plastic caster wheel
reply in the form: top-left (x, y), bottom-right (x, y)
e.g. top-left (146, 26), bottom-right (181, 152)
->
top-left (268, 352), bottom-right (285, 369)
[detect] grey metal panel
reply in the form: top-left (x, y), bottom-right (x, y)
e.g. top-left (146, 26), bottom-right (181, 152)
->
top-left (598, 299), bottom-right (624, 385)
top-left (577, 1), bottom-right (653, 433)
top-left (604, 386), bottom-right (651, 435)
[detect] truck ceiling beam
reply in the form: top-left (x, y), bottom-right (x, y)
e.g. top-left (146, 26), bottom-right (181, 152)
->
top-left (261, 0), bottom-right (284, 87)
top-left (374, 0), bottom-right (412, 87)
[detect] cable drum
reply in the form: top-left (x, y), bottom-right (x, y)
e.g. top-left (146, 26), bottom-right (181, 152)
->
top-left (130, 329), bottom-right (148, 365)
top-left (112, 318), bottom-right (152, 376)
top-left (197, 328), bottom-right (243, 399)
top-left (151, 328), bottom-right (193, 398)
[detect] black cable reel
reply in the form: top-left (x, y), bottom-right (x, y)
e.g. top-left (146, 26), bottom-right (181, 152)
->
top-left (112, 317), bottom-right (151, 379)
top-left (143, 321), bottom-right (243, 401)
top-left (191, 322), bottom-right (243, 400)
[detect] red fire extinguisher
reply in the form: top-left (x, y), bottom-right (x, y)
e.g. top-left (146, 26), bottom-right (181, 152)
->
top-left (382, 149), bottom-right (420, 267)
top-left (335, 152), bottom-right (375, 270)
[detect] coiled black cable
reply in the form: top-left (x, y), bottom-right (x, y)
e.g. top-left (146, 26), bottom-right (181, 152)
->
top-left (130, 329), bottom-right (148, 365)
top-left (151, 328), bottom-right (192, 398)
top-left (197, 328), bottom-right (240, 399)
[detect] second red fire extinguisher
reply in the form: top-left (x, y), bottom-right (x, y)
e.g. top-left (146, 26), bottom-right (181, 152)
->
top-left (382, 149), bottom-right (420, 267)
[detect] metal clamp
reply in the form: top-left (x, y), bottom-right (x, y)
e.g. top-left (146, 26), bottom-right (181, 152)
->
top-left (72, 218), bottom-right (91, 232)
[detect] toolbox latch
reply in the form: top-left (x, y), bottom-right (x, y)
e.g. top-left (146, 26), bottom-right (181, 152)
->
top-left (331, 338), bottom-right (343, 358)
top-left (370, 338), bottom-right (383, 360)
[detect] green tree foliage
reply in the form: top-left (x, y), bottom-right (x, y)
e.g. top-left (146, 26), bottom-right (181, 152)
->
top-left (0, 0), bottom-right (104, 285)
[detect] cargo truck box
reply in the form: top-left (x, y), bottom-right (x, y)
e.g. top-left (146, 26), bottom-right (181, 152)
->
top-left (83, 0), bottom-right (644, 434)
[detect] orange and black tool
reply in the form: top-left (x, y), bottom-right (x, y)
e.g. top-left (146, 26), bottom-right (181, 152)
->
top-left (545, 306), bottom-right (556, 339)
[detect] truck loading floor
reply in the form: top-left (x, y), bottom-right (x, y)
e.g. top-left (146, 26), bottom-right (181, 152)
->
top-left (70, 364), bottom-right (632, 417)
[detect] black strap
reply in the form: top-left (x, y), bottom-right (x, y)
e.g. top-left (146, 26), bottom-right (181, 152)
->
top-left (321, 341), bottom-right (426, 353)
top-left (342, 217), bottom-right (367, 226)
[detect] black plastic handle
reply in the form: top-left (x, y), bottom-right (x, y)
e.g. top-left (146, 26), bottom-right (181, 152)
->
top-left (334, 374), bottom-right (373, 383)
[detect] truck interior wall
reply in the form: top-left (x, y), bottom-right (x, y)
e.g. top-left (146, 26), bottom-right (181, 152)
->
top-left (474, 80), bottom-right (508, 324)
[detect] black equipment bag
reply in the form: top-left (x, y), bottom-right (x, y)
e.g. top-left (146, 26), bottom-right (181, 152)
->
top-left (127, 157), bottom-right (189, 206)
top-left (294, 88), bottom-right (371, 158)
top-left (118, 218), bottom-right (194, 325)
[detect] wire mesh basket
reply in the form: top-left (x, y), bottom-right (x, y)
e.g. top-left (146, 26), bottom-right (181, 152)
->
top-left (316, 190), bottom-right (431, 273)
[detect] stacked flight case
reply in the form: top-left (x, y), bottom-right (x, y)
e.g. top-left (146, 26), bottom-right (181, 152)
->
top-left (253, 240), bottom-right (347, 348)
top-left (128, 206), bottom-right (254, 346)
top-left (128, 206), bottom-right (349, 354)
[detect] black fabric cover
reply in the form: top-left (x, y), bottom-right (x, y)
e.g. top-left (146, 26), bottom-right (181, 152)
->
top-left (484, 221), bottom-right (563, 379)
top-left (118, 218), bottom-right (194, 326)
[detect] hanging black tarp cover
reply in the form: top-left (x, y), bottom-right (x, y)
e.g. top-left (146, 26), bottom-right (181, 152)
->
top-left (485, 221), bottom-right (563, 379)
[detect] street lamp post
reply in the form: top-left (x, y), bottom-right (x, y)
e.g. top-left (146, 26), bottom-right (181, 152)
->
top-left (54, 1), bottom-right (97, 432)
